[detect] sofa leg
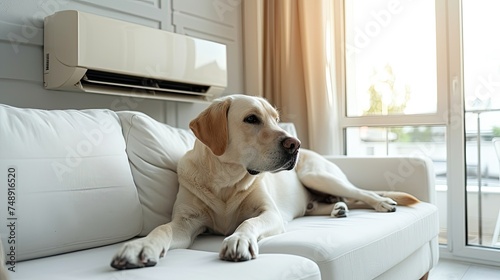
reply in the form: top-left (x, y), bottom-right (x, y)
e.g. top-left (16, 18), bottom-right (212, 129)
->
top-left (419, 271), bottom-right (429, 280)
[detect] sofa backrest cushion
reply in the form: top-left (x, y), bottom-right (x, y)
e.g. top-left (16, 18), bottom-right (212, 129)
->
top-left (117, 111), bottom-right (196, 236)
top-left (0, 105), bottom-right (142, 261)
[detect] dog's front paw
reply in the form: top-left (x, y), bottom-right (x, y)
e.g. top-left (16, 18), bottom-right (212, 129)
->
top-left (331, 201), bottom-right (349, 218)
top-left (219, 233), bottom-right (258, 262)
top-left (375, 197), bottom-right (397, 212)
top-left (111, 238), bottom-right (165, 270)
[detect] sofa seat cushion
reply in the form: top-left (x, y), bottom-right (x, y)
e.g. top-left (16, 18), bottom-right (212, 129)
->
top-left (117, 111), bottom-right (196, 236)
top-left (262, 203), bottom-right (438, 279)
top-left (0, 105), bottom-right (142, 261)
top-left (10, 242), bottom-right (321, 280)
top-left (190, 202), bottom-right (438, 279)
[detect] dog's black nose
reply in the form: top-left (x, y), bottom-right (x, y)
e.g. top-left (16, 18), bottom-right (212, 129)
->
top-left (282, 137), bottom-right (301, 154)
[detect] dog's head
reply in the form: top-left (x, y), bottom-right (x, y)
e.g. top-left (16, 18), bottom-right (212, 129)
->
top-left (189, 95), bottom-right (301, 175)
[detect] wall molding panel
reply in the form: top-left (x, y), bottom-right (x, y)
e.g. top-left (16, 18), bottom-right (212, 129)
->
top-left (0, 0), bottom-right (243, 127)
top-left (172, 0), bottom-right (243, 95)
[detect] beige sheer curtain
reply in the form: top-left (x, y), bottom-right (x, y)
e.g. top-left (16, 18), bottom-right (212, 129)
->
top-left (245, 0), bottom-right (339, 155)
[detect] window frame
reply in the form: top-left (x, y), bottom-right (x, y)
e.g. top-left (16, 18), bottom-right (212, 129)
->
top-left (446, 0), bottom-right (500, 266)
top-left (336, 0), bottom-right (500, 266)
top-left (337, 0), bottom-right (449, 136)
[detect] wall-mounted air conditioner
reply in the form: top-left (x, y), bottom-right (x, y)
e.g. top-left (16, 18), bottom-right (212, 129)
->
top-left (43, 10), bottom-right (227, 103)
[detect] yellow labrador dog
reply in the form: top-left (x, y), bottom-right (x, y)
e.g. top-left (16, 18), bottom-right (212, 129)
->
top-left (111, 94), bottom-right (418, 269)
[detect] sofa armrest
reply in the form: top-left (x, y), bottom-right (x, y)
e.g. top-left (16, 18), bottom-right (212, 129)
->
top-left (324, 156), bottom-right (436, 204)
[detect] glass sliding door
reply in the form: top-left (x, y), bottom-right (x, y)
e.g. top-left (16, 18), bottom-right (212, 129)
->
top-left (339, 0), bottom-right (500, 264)
top-left (463, 0), bottom-right (500, 249)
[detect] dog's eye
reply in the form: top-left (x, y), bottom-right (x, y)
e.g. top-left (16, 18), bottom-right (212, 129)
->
top-left (244, 114), bottom-right (260, 124)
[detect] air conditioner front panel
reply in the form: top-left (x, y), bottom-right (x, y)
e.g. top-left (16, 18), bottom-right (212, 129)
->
top-left (43, 10), bottom-right (227, 102)
top-left (77, 12), bottom-right (226, 88)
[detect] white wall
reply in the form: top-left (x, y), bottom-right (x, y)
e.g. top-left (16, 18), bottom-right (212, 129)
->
top-left (0, 0), bottom-right (243, 128)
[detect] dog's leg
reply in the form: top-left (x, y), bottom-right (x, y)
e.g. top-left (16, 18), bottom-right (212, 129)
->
top-left (306, 200), bottom-right (349, 218)
top-left (220, 209), bottom-right (284, 262)
top-left (111, 214), bottom-right (207, 270)
top-left (302, 171), bottom-right (398, 212)
top-left (297, 150), bottom-right (398, 212)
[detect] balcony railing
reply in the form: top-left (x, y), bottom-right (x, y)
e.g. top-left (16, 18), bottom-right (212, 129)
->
top-left (465, 109), bottom-right (500, 247)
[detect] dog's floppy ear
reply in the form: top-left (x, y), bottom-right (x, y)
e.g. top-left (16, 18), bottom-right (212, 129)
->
top-left (189, 98), bottom-right (231, 156)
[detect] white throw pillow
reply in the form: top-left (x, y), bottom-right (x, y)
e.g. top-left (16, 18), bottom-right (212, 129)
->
top-left (0, 105), bottom-right (142, 261)
top-left (117, 111), bottom-right (196, 236)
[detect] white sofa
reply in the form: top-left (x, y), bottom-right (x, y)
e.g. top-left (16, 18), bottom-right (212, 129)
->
top-left (0, 104), bottom-right (439, 280)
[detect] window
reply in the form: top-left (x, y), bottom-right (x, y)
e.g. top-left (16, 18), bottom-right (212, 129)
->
top-left (463, 0), bottom-right (500, 248)
top-left (342, 0), bottom-right (449, 242)
top-left (344, 0), bottom-right (438, 117)
top-left (339, 0), bottom-right (500, 265)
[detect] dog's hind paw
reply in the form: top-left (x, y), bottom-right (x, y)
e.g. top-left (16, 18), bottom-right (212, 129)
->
top-left (374, 198), bottom-right (397, 212)
top-left (331, 202), bottom-right (348, 218)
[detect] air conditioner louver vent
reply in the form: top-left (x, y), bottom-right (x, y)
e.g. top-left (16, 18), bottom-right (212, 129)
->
top-left (82, 70), bottom-right (210, 97)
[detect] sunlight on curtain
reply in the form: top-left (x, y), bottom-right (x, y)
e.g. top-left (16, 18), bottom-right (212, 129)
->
top-left (257, 0), bottom-right (339, 155)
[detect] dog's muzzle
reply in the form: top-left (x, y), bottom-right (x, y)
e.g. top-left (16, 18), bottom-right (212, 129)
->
top-left (247, 137), bottom-right (301, 175)
top-left (282, 137), bottom-right (300, 155)
top-left (276, 136), bottom-right (301, 172)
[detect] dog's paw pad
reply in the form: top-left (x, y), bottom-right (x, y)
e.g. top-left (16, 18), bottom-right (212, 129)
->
top-left (331, 202), bottom-right (348, 218)
top-left (375, 198), bottom-right (398, 212)
top-left (220, 233), bottom-right (258, 262)
top-left (110, 240), bottom-right (161, 270)
top-left (143, 259), bottom-right (158, 267)
top-left (375, 203), bottom-right (396, 212)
